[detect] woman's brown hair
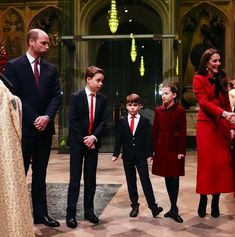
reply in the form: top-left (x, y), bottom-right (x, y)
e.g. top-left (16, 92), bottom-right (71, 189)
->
top-left (197, 48), bottom-right (227, 93)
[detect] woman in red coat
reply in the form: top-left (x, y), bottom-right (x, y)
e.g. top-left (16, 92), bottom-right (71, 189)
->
top-left (152, 83), bottom-right (186, 223)
top-left (193, 48), bottom-right (235, 218)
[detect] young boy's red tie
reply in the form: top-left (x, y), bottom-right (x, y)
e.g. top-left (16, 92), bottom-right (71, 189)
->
top-left (130, 115), bottom-right (135, 134)
top-left (88, 93), bottom-right (95, 134)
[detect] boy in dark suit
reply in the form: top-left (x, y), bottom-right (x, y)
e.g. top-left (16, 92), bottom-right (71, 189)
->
top-left (112, 93), bottom-right (163, 218)
top-left (66, 66), bottom-right (107, 228)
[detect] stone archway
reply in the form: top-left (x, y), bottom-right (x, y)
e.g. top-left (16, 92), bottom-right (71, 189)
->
top-left (77, 0), bottom-right (171, 80)
top-left (1, 8), bottom-right (25, 60)
top-left (29, 7), bottom-right (62, 66)
top-left (180, 3), bottom-right (229, 88)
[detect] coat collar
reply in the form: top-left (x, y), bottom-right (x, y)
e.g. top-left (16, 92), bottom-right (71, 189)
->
top-left (160, 102), bottom-right (179, 111)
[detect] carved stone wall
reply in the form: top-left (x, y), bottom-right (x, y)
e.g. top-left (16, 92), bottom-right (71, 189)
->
top-left (179, 0), bottom-right (233, 84)
top-left (0, 1), bottom-right (60, 148)
top-left (178, 0), bottom-right (233, 140)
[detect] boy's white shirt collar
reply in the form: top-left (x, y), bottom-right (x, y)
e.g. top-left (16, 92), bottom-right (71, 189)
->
top-left (85, 87), bottom-right (96, 96)
top-left (128, 113), bottom-right (140, 119)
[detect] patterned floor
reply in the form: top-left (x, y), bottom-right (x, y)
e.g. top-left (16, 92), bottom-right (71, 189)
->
top-left (32, 151), bottom-right (235, 237)
top-left (47, 184), bottom-right (121, 220)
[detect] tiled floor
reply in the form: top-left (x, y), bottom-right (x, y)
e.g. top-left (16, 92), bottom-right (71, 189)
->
top-left (32, 150), bottom-right (235, 237)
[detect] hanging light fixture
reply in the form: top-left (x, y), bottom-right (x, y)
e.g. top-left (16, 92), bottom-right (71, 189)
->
top-left (130, 33), bottom-right (137, 62)
top-left (108, 0), bottom-right (119, 34)
top-left (175, 55), bottom-right (179, 76)
top-left (139, 56), bottom-right (145, 77)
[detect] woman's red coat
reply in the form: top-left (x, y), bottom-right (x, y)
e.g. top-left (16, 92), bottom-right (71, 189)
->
top-left (193, 74), bottom-right (235, 194)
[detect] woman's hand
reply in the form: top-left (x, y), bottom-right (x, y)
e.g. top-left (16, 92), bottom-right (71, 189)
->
top-left (230, 130), bottom-right (235, 139)
top-left (222, 111), bottom-right (235, 124)
top-left (178, 154), bottom-right (185, 160)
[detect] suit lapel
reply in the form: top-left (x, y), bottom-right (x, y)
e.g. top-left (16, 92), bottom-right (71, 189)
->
top-left (82, 89), bottom-right (89, 119)
top-left (22, 55), bottom-right (35, 80)
top-left (135, 115), bottom-right (143, 135)
top-left (95, 93), bottom-right (101, 118)
top-left (123, 116), bottom-right (133, 134)
top-left (38, 59), bottom-right (48, 94)
top-left (22, 55), bottom-right (40, 93)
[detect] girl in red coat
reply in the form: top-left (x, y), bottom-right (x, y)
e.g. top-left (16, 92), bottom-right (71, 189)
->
top-left (193, 48), bottom-right (235, 218)
top-left (152, 83), bottom-right (186, 223)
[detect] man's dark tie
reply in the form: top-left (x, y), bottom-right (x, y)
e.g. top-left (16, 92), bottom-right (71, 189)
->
top-left (88, 93), bottom-right (95, 134)
top-left (34, 59), bottom-right (40, 88)
top-left (130, 115), bottom-right (135, 134)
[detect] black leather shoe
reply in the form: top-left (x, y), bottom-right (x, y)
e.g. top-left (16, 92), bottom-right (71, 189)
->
top-left (34, 215), bottom-right (60, 227)
top-left (164, 211), bottom-right (172, 218)
top-left (171, 212), bottom-right (183, 223)
top-left (151, 205), bottom-right (163, 218)
top-left (84, 213), bottom-right (99, 224)
top-left (164, 211), bottom-right (183, 223)
top-left (66, 217), bottom-right (77, 228)
top-left (130, 207), bottom-right (139, 217)
top-left (198, 195), bottom-right (207, 218)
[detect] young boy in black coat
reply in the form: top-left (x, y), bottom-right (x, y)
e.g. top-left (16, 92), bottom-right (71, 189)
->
top-left (112, 93), bottom-right (163, 218)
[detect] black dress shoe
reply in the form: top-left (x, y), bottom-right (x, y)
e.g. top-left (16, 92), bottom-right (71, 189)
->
top-left (66, 217), bottom-right (78, 228)
top-left (130, 207), bottom-right (139, 217)
top-left (151, 205), bottom-right (163, 218)
top-left (34, 215), bottom-right (60, 227)
top-left (164, 211), bottom-right (183, 223)
top-left (171, 212), bottom-right (183, 223)
top-left (84, 213), bottom-right (99, 224)
top-left (164, 211), bottom-right (172, 218)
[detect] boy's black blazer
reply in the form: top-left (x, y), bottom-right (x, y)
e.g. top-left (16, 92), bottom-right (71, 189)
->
top-left (113, 115), bottom-right (153, 160)
top-left (68, 89), bottom-right (107, 147)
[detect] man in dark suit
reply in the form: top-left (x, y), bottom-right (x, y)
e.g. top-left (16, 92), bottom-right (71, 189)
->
top-left (112, 93), bottom-right (163, 218)
top-left (66, 66), bottom-right (107, 228)
top-left (4, 28), bottom-right (62, 227)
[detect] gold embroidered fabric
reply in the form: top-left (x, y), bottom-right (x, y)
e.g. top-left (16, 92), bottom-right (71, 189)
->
top-left (0, 80), bottom-right (35, 237)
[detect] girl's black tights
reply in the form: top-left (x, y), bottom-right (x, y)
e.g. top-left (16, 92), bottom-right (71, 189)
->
top-left (165, 177), bottom-right (179, 213)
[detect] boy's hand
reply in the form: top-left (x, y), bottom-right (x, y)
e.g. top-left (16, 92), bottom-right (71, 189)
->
top-left (83, 135), bottom-right (96, 149)
top-left (112, 156), bottom-right (118, 162)
top-left (147, 157), bottom-right (153, 162)
top-left (178, 154), bottom-right (184, 160)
